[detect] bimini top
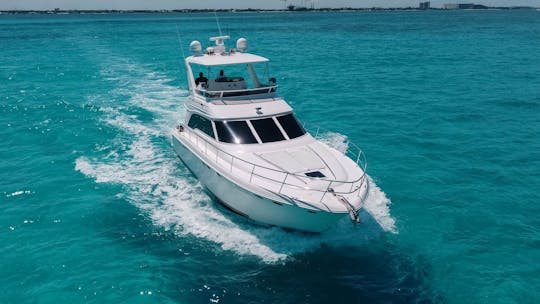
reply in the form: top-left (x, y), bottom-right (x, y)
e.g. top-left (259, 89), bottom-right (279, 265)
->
top-left (186, 52), bottom-right (269, 67)
top-left (186, 36), bottom-right (269, 66)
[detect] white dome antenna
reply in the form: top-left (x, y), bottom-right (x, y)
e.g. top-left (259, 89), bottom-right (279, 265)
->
top-left (236, 38), bottom-right (248, 53)
top-left (189, 40), bottom-right (202, 56)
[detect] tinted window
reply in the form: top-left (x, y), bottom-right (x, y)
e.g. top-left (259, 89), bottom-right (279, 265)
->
top-left (250, 118), bottom-right (285, 143)
top-left (277, 114), bottom-right (306, 139)
top-left (188, 114), bottom-right (214, 138)
top-left (215, 120), bottom-right (258, 144)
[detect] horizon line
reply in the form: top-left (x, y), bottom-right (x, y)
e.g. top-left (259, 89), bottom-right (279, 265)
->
top-left (1, 6), bottom-right (539, 13)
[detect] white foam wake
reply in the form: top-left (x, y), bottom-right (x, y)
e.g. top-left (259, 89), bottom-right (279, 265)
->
top-left (76, 61), bottom-right (396, 263)
top-left (318, 132), bottom-right (396, 233)
top-left (75, 136), bottom-right (289, 262)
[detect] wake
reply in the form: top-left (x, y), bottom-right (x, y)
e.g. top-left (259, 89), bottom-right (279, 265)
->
top-left (76, 61), bottom-right (396, 263)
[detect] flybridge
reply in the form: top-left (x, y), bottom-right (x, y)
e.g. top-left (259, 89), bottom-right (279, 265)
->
top-left (184, 36), bottom-right (277, 101)
top-left (187, 36), bottom-right (269, 66)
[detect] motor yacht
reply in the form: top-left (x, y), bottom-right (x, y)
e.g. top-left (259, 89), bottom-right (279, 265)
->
top-left (171, 35), bottom-right (369, 232)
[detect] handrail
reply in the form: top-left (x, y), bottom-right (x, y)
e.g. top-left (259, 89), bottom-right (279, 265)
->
top-left (302, 123), bottom-right (368, 174)
top-left (182, 125), bottom-right (367, 186)
top-left (176, 124), bottom-right (368, 206)
top-left (195, 85), bottom-right (278, 99)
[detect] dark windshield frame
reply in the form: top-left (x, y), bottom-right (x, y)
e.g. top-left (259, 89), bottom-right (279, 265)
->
top-left (276, 113), bottom-right (306, 139)
top-left (250, 117), bottom-right (286, 143)
top-left (212, 113), bottom-right (306, 145)
top-left (187, 113), bottom-right (215, 139)
top-left (214, 120), bottom-right (258, 144)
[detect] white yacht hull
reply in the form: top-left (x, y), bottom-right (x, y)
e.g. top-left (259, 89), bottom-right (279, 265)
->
top-left (172, 134), bottom-right (347, 232)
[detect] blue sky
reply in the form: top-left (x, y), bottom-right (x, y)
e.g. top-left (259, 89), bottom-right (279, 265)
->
top-left (1, 0), bottom-right (539, 10)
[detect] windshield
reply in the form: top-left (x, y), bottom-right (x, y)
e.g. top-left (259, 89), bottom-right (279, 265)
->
top-left (213, 114), bottom-right (306, 145)
top-left (214, 120), bottom-right (258, 144)
top-left (276, 114), bottom-right (306, 139)
top-left (251, 117), bottom-right (285, 143)
top-left (191, 62), bottom-right (274, 91)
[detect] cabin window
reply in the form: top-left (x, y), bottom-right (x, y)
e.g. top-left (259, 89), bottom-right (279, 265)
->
top-left (215, 120), bottom-right (258, 144)
top-left (188, 114), bottom-right (215, 138)
top-left (276, 114), bottom-right (306, 139)
top-left (250, 118), bottom-right (285, 143)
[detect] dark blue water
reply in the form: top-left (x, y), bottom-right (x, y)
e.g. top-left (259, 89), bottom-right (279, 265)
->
top-left (1, 11), bottom-right (539, 303)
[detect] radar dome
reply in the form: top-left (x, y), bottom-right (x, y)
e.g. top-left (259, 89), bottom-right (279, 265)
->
top-left (236, 38), bottom-right (248, 53)
top-left (189, 40), bottom-right (202, 56)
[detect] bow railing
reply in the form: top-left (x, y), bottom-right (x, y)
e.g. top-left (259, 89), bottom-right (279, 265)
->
top-left (176, 124), bottom-right (368, 211)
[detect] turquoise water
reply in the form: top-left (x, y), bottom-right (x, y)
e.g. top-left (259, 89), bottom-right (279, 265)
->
top-left (1, 11), bottom-right (539, 303)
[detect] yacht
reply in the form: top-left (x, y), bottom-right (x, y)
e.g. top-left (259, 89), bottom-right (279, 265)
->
top-left (171, 36), bottom-right (369, 232)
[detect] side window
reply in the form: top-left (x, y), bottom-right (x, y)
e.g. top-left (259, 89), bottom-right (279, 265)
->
top-left (250, 118), bottom-right (285, 143)
top-left (276, 114), bottom-right (306, 139)
top-left (188, 114), bottom-right (214, 138)
top-left (215, 120), bottom-right (258, 144)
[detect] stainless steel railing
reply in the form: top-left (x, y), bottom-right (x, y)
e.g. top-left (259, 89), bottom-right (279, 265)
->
top-left (195, 85), bottom-right (278, 99)
top-left (176, 124), bottom-right (368, 209)
top-left (303, 124), bottom-right (368, 170)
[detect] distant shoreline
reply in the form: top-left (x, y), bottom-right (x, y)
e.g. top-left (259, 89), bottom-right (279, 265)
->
top-left (1, 7), bottom-right (538, 15)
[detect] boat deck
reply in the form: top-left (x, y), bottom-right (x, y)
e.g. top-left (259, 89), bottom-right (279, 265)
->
top-left (174, 127), bottom-right (368, 212)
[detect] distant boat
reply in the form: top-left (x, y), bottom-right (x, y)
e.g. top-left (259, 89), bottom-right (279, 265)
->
top-left (172, 35), bottom-right (369, 232)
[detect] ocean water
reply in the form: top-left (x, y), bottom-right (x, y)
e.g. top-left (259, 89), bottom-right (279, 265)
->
top-left (1, 10), bottom-right (539, 303)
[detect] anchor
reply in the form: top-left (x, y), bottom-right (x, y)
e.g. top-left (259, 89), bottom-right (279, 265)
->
top-left (328, 188), bottom-right (360, 223)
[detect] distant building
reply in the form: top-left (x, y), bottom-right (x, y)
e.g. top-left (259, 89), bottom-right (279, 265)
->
top-left (472, 4), bottom-right (488, 9)
top-left (419, 1), bottom-right (431, 10)
top-left (444, 3), bottom-right (484, 9)
top-left (458, 3), bottom-right (475, 9)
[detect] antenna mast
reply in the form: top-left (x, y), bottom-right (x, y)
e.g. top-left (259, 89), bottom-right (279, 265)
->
top-left (214, 11), bottom-right (223, 36)
top-left (175, 24), bottom-right (186, 59)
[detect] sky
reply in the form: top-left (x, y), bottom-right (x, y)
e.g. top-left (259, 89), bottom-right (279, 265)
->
top-left (0, 0), bottom-right (539, 10)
